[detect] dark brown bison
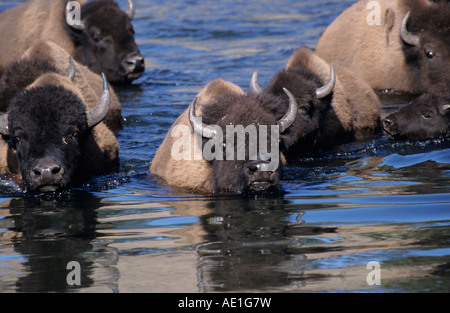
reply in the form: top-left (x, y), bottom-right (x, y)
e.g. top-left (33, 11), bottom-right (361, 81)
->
top-left (316, 0), bottom-right (450, 94)
top-left (383, 93), bottom-right (450, 140)
top-left (0, 0), bottom-right (144, 85)
top-left (0, 41), bottom-right (123, 131)
top-left (253, 47), bottom-right (382, 157)
top-left (150, 79), bottom-right (299, 194)
top-left (150, 47), bottom-right (381, 194)
top-left (0, 54), bottom-right (119, 193)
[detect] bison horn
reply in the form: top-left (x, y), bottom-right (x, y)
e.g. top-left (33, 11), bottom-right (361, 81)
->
top-left (400, 11), bottom-right (420, 46)
top-left (189, 97), bottom-right (218, 139)
top-left (67, 57), bottom-right (76, 81)
top-left (86, 73), bottom-right (111, 128)
top-left (0, 114), bottom-right (9, 136)
top-left (250, 71), bottom-right (262, 94)
top-left (126, 0), bottom-right (136, 20)
top-left (66, 1), bottom-right (85, 31)
top-left (278, 88), bottom-right (298, 133)
top-left (315, 63), bottom-right (336, 99)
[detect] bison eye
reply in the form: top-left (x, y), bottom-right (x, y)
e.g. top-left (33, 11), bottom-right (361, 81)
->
top-left (14, 136), bottom-right (21, 144)
top-left (425, 51), bottom-right (435, 59)
top-left (422, 113), bottom-right (432, 119)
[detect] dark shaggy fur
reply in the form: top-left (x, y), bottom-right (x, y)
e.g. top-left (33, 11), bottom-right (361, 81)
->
top-left (7, 86), bottom-right (91, 191)
top-left (200, 92), bottom-right (286, 194)
top-left (383, 93), bottom-right (450, 140)
top-left (262, 67), bottom-right (335, 157)
top-left (0, 57), bottom-right (58, 112)
top-left (66, 0), bottom-right (144, 84)
top-left (403, 0), bottom-right (450, 93)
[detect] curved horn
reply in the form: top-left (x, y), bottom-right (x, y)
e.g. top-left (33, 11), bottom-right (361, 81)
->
top-left (250, 71), bottom-right (262, 94)
top-left (86, 73), bottom-right (111, 128)
top-left (400, 11), bottom-right (420, 46)
top-left (315, 63), bottom-right (336, 99)
top-left (66, 1), bottom-right (85, 31)
top-left (126, 0), bottom-right (136, 20)
top-left (188, 97), bottom-right (217, 139)
top-left (67, 57), bottom-right (76, 81)
top-left (0, 114), bottom-right (9, 136)
top-left (278, 88), bottom-right (298, 133)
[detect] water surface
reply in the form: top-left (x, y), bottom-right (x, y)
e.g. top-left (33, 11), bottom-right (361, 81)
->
top-left (0, 0), bottom-right (449, 293)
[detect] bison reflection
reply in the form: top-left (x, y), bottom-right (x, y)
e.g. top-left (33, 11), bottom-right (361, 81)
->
top-left (383, 93), bottom-right (450, 140)
top-left (0, 0), bottom-right (145, 85)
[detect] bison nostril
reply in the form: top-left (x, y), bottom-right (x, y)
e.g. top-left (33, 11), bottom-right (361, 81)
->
top-left (51, 165), bottom-right (62, 175)
top-left (33, 168), bottom-right (42, 177)
top-left (247, 164), bottom-right (258, 174)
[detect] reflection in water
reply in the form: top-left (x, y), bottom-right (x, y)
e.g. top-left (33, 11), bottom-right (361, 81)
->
top-left (0, 193), bottom-right (119, 292)
top-left (195, 197), bottom-right (336, 291)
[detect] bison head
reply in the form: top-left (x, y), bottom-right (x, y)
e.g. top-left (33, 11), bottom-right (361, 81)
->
top-left (189, 88), bottom-right (298, 194)
top-left (400, 4), bottom-right (450, 94)
top-left (66, 0), bottom-right (145, 84)
top-left (251, 63), bottom-right (336, 157)
top-left (0, 74), bottom-right (111, 193)
top-left (382, 93), bottom-right (450, 140)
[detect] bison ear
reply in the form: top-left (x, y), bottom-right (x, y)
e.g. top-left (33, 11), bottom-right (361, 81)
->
top-left (0, 114), bottom-right (8, 136)
top-left (86, 73), bottom-right (111, 128)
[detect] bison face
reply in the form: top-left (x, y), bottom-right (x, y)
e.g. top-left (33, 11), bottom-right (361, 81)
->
top-left (0, 76), bottom-right (111, 193)
top-left (401, 10), bottom-right (450, 93)
top-left (190, 89), bottom-right (298, 194)
top-left (383, 94), bottom-right (450, 141)
top-left (67, 0), bottom-right (145, 84)
top-left (252, 64), bottom-right (336, 156)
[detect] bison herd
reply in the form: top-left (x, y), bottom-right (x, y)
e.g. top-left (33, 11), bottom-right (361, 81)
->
top-left (0, 0), bottom-right (449, 194)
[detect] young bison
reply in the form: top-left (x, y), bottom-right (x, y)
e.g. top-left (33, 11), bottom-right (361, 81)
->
top-left (383, 93), bottom-right (450, 140)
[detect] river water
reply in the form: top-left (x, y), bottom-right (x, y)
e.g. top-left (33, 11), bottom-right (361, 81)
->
top-left (0, 0), bottom-right (449, 293)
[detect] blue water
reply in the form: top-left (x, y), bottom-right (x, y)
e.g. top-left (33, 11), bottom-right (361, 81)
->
top-left (0, 0), bottom-right (449, 293)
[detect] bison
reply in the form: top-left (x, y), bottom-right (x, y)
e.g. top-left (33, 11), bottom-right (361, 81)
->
top-left (0, 55), bottom-right (119, 193)
top-left (252, 47), bottom-right (382, 157)
top-left (0, 0), bottom-right (144, 85)
top-left (382, 93), bottom-right (450, 140)
top-left (150, 79), bottom-right (299, 194)
top-left (150, 47), bottom-right (381, 194)
top-left (316, 0), bottom-right (450, 94)
top-left (0, 41), bottom-right (123, 131)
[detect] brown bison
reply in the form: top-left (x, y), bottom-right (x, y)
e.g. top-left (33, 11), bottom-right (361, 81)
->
top-left (383, 93), bottom-right (450, 140)
top-left (252, 47), bottom-right (382, 157)
top-left (0, 41), bottom-right (123, 131)
top-left (316, 0), bottom-right (450, 94)
top-left (150, 47), bottom-right (381, 194)
top-left (0, 50), bottom-right (119, 193)
top-left (150, 79), bottom-right (300, 194)
top-left (0, 0), bottom-right (144, 85)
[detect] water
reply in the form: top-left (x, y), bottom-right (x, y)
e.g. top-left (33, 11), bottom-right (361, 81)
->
top-left (0, 0), bottom-right (449, 293)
